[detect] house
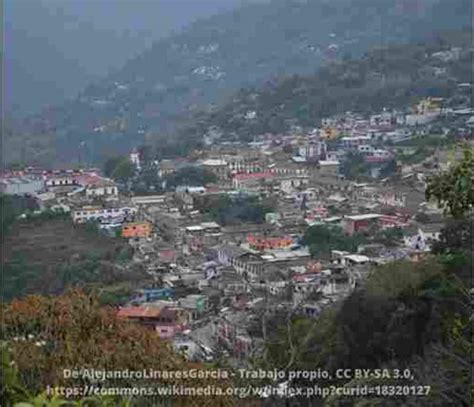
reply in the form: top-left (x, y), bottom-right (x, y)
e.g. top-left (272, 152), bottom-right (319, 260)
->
top-left (342, 214), bottom-right (382, 235)
top-left (341, 136), bottom-right (372, 150)
top-left (226, 155), bottom-right (262, 174)
top-left (211, 244), bottom-right (250, 266)
top-left (279, 175), bottom-right (309, 194)
top-left (247, 235), bottom-right (294, 251)
top-left (233, 252), bottom-right (265, 280)
top-left (45, 175), bottom-right (76, 188)
top-left (131, 195), bottom-right (166, 207)
top-left (369, 112), bottom-right (396, 128)
top-left (358, 145), bottom-right (392, 162)
top-left (201, 159), bottom-right (229, 180)
top-left (122, 221), bottom-right (152, 238)
top-left (158, 159), bottom-right (179, 178)
top-left (178, 295), bottom-right (209, 319)
top-left (130, 148), bottom-right (141, 171)
top-left (72, 206), bottom-right (137, 223)
top-left (342, 254), bottom-right (371, 267)
top-left (0, 176), bottom-right (44, 195)
top-left (117, 304), bottom-right (190, 339)
top-left (318, 160), bottom-right (340, 176)
top-left (131, 288), bottom-right (174, 304)
top-left (73, 174), bottom-right (118, 197)
top-left (232, 171), bottom-right (277, 189)
top-left (298, 141), bottom-right (327, 160)
top-left (184, 222), bottom-right (223, 252)
top-left (215, 311), bottom-right (253, 358)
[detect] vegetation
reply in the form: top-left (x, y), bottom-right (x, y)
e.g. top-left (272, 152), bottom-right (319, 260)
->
top-left (194, 29), bottom-right (471, 141)
top-left (339, 151), bottom-right (370, 180)
top-left (165, 166), bottom-right (217, 188)
top-left (425, 143), bottom-right (473, 218)
top-left (103, 155), bottom-right (135, 183)
top-left (0, 194), bottom-right (40, 233)
top-left (375, 226), bottom-right (405, 247)
top-left (1, 291), bottom-right (233, 406)
top-left (6, 6), bottom-right (470, 166)
top-left (302, 224), bottom-right (366, 258)
top-left (3, 215), bottom-right (144, 303)
top-left (194, 193), bottom-right (276, 226)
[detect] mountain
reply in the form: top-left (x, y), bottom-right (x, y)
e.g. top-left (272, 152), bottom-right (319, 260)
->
top-left (3, 0), bottom-right (248, 118)
top-left (7, 0), bottom-right (471, 167)
top-left (190, 29), bottom-right (472, 141)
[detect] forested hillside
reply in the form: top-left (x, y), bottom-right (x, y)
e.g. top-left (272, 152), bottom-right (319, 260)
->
top-left (191, 29), bottom-right (472, 140)
top-left (7, 0), bottom-right (470, 167)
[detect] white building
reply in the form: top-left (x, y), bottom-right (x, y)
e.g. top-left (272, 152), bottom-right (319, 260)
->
top-left (85, 183), bottom-right (118, 197)
top-left (341, 136), bottom-right (372, 150)
top-left (130, 149), bottom-right (141, 171)
top-left (72, 206), bottom-right (137, 223)
top-left (0, 176), bottom-right (44, 195)
top-left (298, 141), bottom-right (326, 160)
top-left (45, 176), bottom-right (76, 188)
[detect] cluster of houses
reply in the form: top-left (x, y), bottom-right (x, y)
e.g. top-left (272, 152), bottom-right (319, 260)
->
top-left (3, 91), bottom-right (468, 367)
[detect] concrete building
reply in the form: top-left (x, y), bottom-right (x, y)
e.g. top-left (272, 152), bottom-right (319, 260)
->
top-left (0, 176), bottom-right (44, 195)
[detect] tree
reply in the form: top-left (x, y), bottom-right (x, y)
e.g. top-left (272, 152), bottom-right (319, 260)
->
top-left (302, 224), bottom-right (365, 258)
top-left (103, 156), bottom-right (134, 183)
top-left (166, 166), bottom-right (217, 188)
top-left (425, 144), bottom-right (473, 218)
top-left (379, 159), bottom-right (399, 178)
top-left (340, 152), bottom-right (369, 180)
top-left (2, 291), bottom-right (233, 406)
top-left (112, 159), bottom-right (135, 183)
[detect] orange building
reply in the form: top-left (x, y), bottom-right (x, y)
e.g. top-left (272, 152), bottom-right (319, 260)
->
top-left (247, 235), bottom-right (294, 251)
top-left (122, 221), bottom-right (152, 238)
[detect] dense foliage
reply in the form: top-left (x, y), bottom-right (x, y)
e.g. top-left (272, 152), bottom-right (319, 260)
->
top-left (103, 155), bottom-right (135, 183)
top-left (194, 29), bottom-right (472, 139)
top-left (165, 166), bottom-right (217, 189)
top-left (1, 291), bottom-right (233, 406)
top-left (302, 224), bottom-right (366, 258)
top-left (426, 144), bottom-right (474, 219)
top-left (194, 194), bottom-right (276, 226)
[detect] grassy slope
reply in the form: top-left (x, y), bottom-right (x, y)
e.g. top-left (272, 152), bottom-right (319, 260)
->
top-left (3, 218), bottom-right (150, 302)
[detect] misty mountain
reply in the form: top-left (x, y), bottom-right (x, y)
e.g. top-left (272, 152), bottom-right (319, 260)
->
top-left (4, 0), bottom-right (248, 117)
top-left (7, 0), bottom-right (471, 166)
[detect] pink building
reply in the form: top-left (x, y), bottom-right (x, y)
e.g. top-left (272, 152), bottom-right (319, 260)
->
top-left (117, 305), bottom-right (190, 339)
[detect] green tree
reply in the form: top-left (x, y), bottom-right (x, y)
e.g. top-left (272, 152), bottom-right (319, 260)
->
top-left (103, 156), bottom-right (134, 182)
top-left (302, 224), bottom-right (365, 257)
top-left (425, 144), bottom-right (473, 218)
top-left (340, 152), bottom-right (369, 180)
top-left (166, 166), bottom-right (217, 188)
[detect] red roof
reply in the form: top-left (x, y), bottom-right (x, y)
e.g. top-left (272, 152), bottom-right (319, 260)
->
top-left (73, 174), bottom-right (115, 187)
top-left (233, 171), bottom-right (277, 182)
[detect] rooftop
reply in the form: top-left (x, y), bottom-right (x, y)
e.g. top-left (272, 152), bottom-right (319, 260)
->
top-left (233, 171), bottom-right (277, 181)
top-left (202, 159), bottom-right (228, 166)
top-left (345, 214), bottom-right (382, 221)
top-left (344, 254), bottom-right (371, 263)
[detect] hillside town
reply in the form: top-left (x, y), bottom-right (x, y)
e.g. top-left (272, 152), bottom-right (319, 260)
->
top-left (2, 92), bottom-right (471, 368)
